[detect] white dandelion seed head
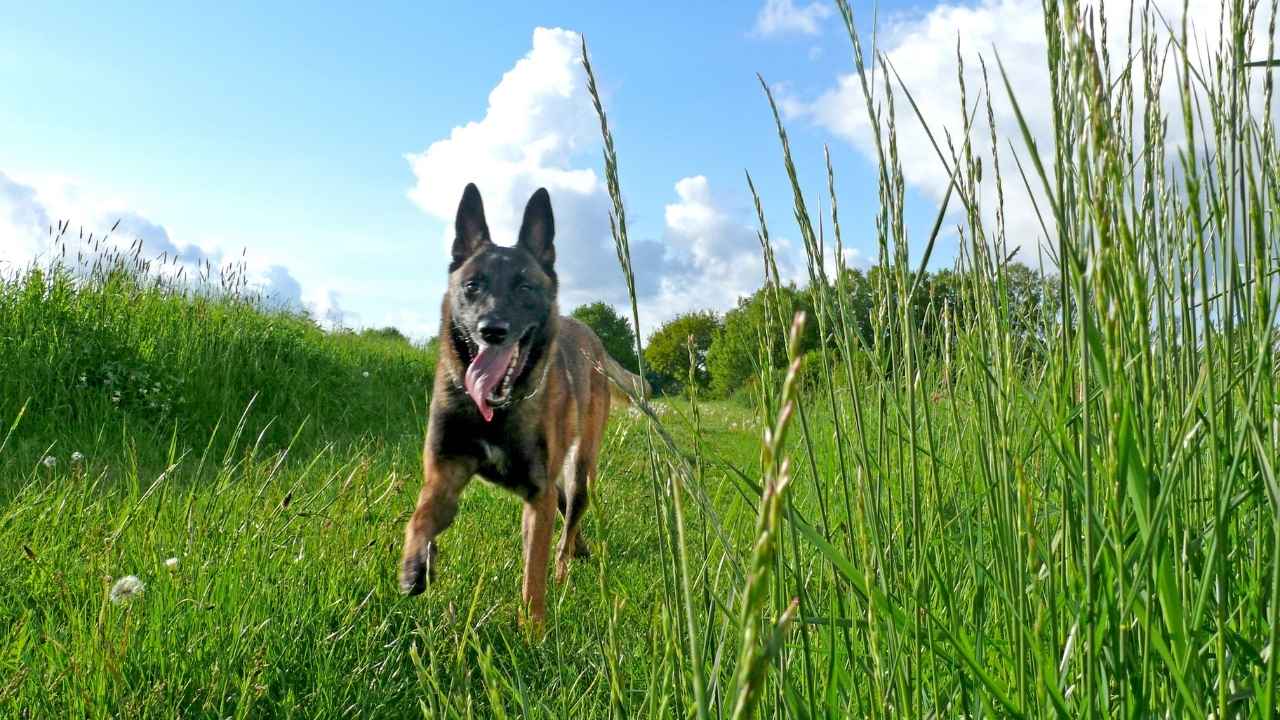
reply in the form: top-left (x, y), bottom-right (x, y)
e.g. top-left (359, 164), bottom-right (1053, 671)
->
top-left (164, 557), bottom-right (179, 570)
top-left (41, 455), bottom-right (56, 468)
top-left (362, 371), bottom-right (370, 378)
top-left (109, 575), bottom-right (145, 604)
top-left (71, 451), bottom-right (85, 463)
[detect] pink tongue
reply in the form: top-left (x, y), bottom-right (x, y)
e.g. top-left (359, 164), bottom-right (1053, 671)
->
top-left (464, 344), bottom-right (517, 422)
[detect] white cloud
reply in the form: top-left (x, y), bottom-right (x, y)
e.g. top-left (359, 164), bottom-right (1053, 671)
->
top-left (304, 287), bottom-right (352, 330)
top-left (0, 172), bottom-right (50, 268)
top-left (0, 170), bottom-right (347, 327)
top-left (405, 27), bottom-right (641, 314)
top-left (797, 0), bottom-right (1051, 256)
top-left (405, 28), bottom-right (791, 338)
top-left (645, 175), bottom-right (774, 328)
top-left (792, 0), bottom-right (1275, 261)
top-left (754, 0), bottom-right (833, 38)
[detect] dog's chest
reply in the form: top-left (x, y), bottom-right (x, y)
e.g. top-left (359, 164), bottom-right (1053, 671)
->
top-left (474, 438), bottom-right (540, 499)
top-left (477, 439), bottom-right (510, 475)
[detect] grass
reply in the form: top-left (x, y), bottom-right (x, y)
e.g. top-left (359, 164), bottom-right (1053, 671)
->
top-left (3, 0), bottom-right (1280, 716)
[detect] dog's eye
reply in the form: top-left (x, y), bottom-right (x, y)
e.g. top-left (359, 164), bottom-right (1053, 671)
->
top-left (517, 282), bottom-right (537, 295)
top-left (463, 279), bottom-right (482, 295)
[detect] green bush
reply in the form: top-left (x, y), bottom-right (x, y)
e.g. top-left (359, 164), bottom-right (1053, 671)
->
top-left (570, 301), bottom-right (640, 372)
top-left (706, 284), bottom-right (817, 398)
top-left (642, 311), bottom-right (720, 393)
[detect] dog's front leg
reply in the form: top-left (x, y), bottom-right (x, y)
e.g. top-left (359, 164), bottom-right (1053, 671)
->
top-left (520, 483), bottom-right (558, 626)
top-left (400, 454), bottom-right (473, 596)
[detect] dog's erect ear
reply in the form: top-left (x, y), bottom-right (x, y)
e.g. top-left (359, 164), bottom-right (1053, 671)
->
top-left (516, 188), bottom-right (555, 271)
top-left (452, 183), bottom-right (491, 267)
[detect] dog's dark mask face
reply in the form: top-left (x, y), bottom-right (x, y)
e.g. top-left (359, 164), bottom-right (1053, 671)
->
top-left (446, 184), bottom-right (557, 421)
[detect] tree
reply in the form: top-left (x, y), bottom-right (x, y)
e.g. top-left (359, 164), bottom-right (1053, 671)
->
top-left (830, 266), bottom-right (874, 348)
top-left (569, 301), bottom-right (640, 373)
top-left (706, 283), bottom-right (818, 398)
top-left (1002, 262), bottom-right (1059, 334)
top-left (643, 311), bottom-right (721, 392)
top-left (829, 261), bottom-right (1058, 366)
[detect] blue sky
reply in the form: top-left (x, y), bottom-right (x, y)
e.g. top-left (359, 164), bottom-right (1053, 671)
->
top-left (0, 0), bottom-right (1236, 339)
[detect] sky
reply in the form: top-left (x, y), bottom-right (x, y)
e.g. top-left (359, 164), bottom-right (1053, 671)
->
top-left (0, 0), bottom-right (1259, 341)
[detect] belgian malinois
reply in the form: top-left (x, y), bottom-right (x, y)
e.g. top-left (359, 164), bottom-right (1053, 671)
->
top-left (398, 183), bottom-right (646, 624)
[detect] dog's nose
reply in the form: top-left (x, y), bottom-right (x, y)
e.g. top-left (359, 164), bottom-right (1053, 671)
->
top-left (477, 318), bottom-right (509, 345)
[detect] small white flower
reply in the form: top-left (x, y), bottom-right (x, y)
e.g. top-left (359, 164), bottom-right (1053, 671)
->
top-left (41, 455), bottom-right (56, 468)
top-left (109, 575), bottom-right (145, 604)
top-left (71, 451), bottom-right (85, 463)
top-left (164, 557), bottom-right (179, 570)
top-left (362, 371), bottom-right (370, 378)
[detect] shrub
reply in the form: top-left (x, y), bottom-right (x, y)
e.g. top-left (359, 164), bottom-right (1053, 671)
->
top-left (570, 301), bottom-right (640, 372)
top-left (643, 311), bottom-right (721, 393)
top-left (706, 284), bottom-right (817, 398)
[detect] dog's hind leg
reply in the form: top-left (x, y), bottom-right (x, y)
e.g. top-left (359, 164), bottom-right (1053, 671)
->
top-left (400, 455), bottom-right (474, 596)
top-left (554, 481), bottom-right (585, 553)
top-left (555, 434), bottom-right (602, 582)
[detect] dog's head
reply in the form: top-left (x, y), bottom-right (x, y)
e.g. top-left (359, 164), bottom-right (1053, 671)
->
top-left (445, 184), bottom-right (557, 421)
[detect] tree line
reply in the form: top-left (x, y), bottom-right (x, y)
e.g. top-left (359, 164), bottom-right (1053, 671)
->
top-left (571, 262), bottom-right (1060, 399)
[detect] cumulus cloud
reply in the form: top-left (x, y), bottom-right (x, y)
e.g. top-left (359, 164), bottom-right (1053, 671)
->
top-left (648, 175), bottom-right (779, 325)
top-left (0, 170), bottom-right (346, 326)
top-left (753, 0), bottom-right (833, 38)
top-left (405, 27), bottom-right (653, 312)
top-left (405, 27), bottom-right (789, 337)
top-left (0, 172), bottom-right (50, 268)
top-left (791, 0), bottom-right (1275, 260)
top-left (304, 287), bottom-right (353, 330)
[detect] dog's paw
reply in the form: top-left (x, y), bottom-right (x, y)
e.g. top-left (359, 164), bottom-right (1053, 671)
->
top-left (518, 605), bottom-right (548, 640)
top-left (399, 541), bottom-right (438, 596)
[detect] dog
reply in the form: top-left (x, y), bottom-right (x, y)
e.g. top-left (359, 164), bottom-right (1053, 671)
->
top-left (398, 183), bottom-right (647, 625)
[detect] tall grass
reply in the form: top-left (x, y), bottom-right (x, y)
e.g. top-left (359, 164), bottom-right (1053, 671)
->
top-left (0, 232), bottom-right (433, 474)
top-left (584, 0), bottom-right (1280, 716)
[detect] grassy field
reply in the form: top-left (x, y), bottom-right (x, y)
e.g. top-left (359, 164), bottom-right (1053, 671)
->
top-left (4, 0), bottom-right (1280, 717)
top-left (0, 253), bottom-right (760, 716)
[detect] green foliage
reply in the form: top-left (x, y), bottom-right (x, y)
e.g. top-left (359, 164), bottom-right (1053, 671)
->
top-left (643, 310), bottom-right (721, 392)
top-left (570, 301), bottom-right (640, 372)
top-left (0, 259), bottom-right (433, 469)
top-left (706, 283), bottom-right (818, 398)
top-left (818, 262), bottom-right (1058, 376)
top-left (359, 325), bottom-right (411, 343)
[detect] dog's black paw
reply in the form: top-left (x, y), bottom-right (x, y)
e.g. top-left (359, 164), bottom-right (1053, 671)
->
top-left (399, 542), bottom-right (438, 596)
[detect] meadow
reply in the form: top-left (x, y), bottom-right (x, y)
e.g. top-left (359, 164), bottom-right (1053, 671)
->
top-left (4, 0), bottom-right (1280, 717)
